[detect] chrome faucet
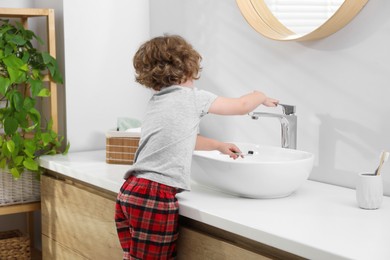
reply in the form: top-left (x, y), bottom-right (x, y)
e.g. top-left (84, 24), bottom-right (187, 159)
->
top-left (249, 104), bottom-right (297, 149)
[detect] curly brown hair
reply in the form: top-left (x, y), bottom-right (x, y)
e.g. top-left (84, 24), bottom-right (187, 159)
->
top-left (133, 35), bottom-right (202, 91)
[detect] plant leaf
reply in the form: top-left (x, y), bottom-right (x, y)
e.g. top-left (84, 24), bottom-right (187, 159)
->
top-left (41, 52), bottom-right (63, 84)
top-left (41, 132), bottom-right (51, 146)
top-left (21, 51), bottom-right (30, 63)
top-left (23, 97), bottom-right (35, 111)
top-left (6, 67), bottom-right (20, 83)
top-left (50, 130), bottom-right (57, 139)
top-left (23, 139), bottom-right (36, 158)
top-left (11, 167), bottom-right (20, 179)
top-left (28, 107), bottom-right (41, 126)
top-left (15, 111), bottom-right (29, 129)
top-left (47, 118), bottom-right (53, 130)
top-left (24, 148), bottom-right (34, 158)
top-left (0, 158), bottom-right (6, 169)
top-left (4, 43), bottom-right (13, 56)
top-left (7, 34), bottom-right (27, 45)
top-left (14, 156), bottom-right (24, 166)
top-left (12, 91), bottom-right (23, 111)
top-left (41, 52), bottom-right (52, 64)
top-left (4, 117), bottom-right (18, 135)
top-left (3, 55), bottom-right (28, 83)
top-left (0, 23), bottom-right (12, 37)
top-left (46, 63), bottom-right (55, 79)
top-left (6, 139), bottom-right (15, 153)
top-left (37, 88), bottom-right (50, 97)
top-left (2, 143), bottom-right (10, 157)
top-left (2, 55), bottom-right (25, 69)
top-left (23, 158), bottom-right (39, 171)
top-left (63, 142), bottom-right (70, 155)
top-left (28, 78), bottom-right (43, 97)
top-left (52, 70), bottom-right (63, 84)
top-left (0, 76), bottom-right (11, 95)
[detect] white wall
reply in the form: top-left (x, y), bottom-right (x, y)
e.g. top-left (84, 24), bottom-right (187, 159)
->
top-left (149, 0), bottom-right (390, 194)
top-left (63, 0), bottom-right (151, 152)
top-left (0, 0), bottom-right (151, 248)
top-left (0, 0), bottom-right (31, 8)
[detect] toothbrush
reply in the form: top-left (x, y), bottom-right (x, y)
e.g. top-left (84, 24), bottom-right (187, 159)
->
top-left (375, 151), bottom-right (389, 176)
top-left (233, 150), bottom-right (254, 157)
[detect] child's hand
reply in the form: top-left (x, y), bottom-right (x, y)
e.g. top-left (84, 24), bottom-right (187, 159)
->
top-left (263, 97), bottom-right (279, 107)
top-left (218, 143), bottom-right (242, 160)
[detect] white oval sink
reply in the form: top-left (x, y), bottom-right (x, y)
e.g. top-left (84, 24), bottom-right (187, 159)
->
top-left (191, 143), bottom-right (314, 199)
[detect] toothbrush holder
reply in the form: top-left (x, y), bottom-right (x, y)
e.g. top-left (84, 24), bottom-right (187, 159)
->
top-left (356, 173), bottom-right (383, 210)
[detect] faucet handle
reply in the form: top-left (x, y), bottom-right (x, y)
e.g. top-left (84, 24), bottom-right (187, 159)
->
top-left (278, 104), bottom-right (296, 115)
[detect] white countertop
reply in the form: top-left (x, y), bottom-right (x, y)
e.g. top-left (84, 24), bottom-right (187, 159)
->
top-left (39, 150), bottom-right (390, 260)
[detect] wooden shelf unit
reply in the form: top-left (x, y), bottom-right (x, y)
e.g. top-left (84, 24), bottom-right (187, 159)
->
top-left (0, 8), bottom-right (60, 257)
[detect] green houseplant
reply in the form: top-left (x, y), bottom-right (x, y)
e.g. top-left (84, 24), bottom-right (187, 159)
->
top-left (0, 19), bottom-right (69, 180)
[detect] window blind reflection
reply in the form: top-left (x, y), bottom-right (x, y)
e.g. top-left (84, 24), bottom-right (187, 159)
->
top-left (264, 0), bottom-right (344, 35)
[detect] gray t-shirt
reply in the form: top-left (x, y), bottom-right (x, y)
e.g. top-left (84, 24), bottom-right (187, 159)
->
top-left (124, 85), bottom-right (217, 191)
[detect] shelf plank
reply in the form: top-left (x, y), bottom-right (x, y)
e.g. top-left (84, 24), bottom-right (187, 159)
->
top-left (0, 202), bottom-right (41, 215)
top-left (0, 8), bottom-right (50, 17)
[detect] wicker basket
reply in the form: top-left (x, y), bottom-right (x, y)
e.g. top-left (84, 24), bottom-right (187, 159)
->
top-left (0, 230), bottom-right (31, 259)
top-left (0, 170), bottom-right (40, 206)
top-left (106, 130), bottom-right (140, 165)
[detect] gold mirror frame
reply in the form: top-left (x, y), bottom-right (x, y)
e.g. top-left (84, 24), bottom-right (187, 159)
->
top-left (236, 0), bottom-right (369, 41)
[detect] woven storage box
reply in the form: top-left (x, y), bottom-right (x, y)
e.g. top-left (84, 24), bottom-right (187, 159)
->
top-left (0, 170), bottom-right (40, 206)
top-left (0, 230), bottom-right (31, 259)
top-left (106, 130), bottom-right (140, 165)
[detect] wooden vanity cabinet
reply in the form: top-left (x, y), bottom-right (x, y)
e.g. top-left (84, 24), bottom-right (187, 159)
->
top-left (41, 172), bottom-right (303, 260)
top-left (177, 217), bottom-right (304, 260)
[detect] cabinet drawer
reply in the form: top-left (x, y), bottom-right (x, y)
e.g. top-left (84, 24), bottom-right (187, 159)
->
top-left (41, 175), bottom-right (122, 259)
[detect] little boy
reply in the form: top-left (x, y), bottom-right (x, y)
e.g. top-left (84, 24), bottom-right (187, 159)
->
top-left (115, 35), bottom-right (278, 259)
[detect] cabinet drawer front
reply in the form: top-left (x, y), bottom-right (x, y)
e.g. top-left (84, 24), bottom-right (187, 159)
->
top-left (41, 175), bottom-right (122, 259)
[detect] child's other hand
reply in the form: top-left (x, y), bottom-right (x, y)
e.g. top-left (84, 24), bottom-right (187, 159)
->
top-left (218, 143), bottom-right (242, 160)
top-left (263, 97), bottom-right (279, 107)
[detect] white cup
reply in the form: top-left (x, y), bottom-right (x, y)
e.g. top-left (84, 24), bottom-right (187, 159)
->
top-left (356, 173), bottom-right (383, 210)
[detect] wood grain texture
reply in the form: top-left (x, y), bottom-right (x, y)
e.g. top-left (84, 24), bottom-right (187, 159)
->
top-left (179, 216), bottom-right (306, 260)
top-left (177, 226), bottom-right (271, 260)
top-left (236, 0), bottom-right (369, 41)
top-left (41, 175), bottom-right (122, 259)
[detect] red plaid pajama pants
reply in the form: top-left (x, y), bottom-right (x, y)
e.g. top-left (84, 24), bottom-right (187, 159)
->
top-left (115, 176), bottom-right (179, 260)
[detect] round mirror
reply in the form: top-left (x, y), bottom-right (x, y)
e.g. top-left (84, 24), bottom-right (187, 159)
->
top-left (236, 0), bottom-right (368, 41)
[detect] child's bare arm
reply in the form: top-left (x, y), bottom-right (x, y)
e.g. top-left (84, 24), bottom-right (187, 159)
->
top-left (208, 91), bottom-right (278, 115)
top-left (195, 135), bottom-right (241, 159)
